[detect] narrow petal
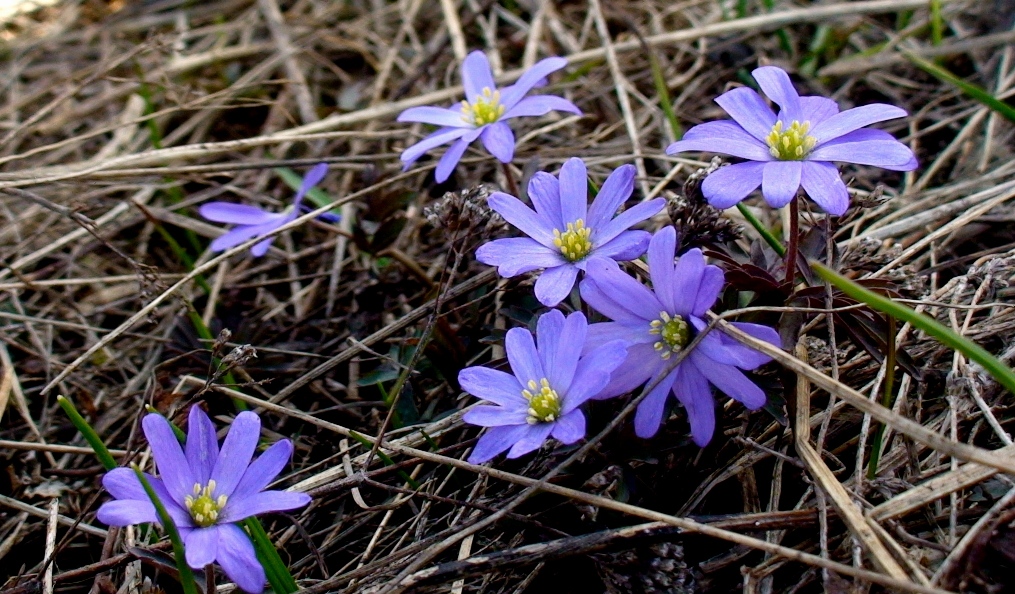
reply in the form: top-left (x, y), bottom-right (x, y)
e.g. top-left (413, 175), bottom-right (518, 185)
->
top-left (634, 369), bottom-right (679, 438)
top-left (692, 352), bottom-right (767, 410)
top-left (589, 342), bottom-right (660, 400)
top-left (142, 413), bottom-right (194, 506)
top-left (551, 409), bottom-right (586, 444)
top-left (499, 56), bottom-right (569, 108)
top-left (461, 51), bottom-right (496, 103)
top-left (480, 122), bottom-right (515, 162)
top-left (506, 423), bottom-right (554, 458)
top-left (506, 327), bottom-right (545, 387)
top-left (209, 219), bottom-right (285, 253)
top-left (800, 161), bottom-right (850, 215)
top-left (221, 491), bottom-right (311, 523)
top-left (714, 87), bottom-right (777, 141)
top-left (753, 66), bottom-right (802, 122)
top-left (585, 321), bottom-right (654, 349)
top-left (487, 192), bottom-right (556, 247)
top-left (593, 198), bottom-right (665, 246)
top-left (533, 264), bottom-right (579, 307)
top-left (810, 129), bottom-right (917, 170)
top-left (527, 171), bottom-right (563, 229)
top-left (672, 363), bottom-right (716, 447)
top-left (809, 104), bottom-right (908, 144)
top-left (434, 137), bottom-right (471, 183)
top-left (230, 440), bottom-right (293, 501)
top-left (539, 310), bottom-right (584, 392)
top-left (581, 256), bottom-right (662, 322)
top-left (800, 96), bottom-right (839, 125)
top-left (475, 237), bottom-right (565, 276)
top-left (469, 425), bottom-right (531, 464)
top-left (185, 406), bottom-right (219, 485)
top-left (585, 164), bottom-right (635, 231)
top-left (400, 127), bottom-right (470, 166)
top-left (249, 237), bottom-right (276, 258)
top-left (703, 321), bottom-right (780, 370)
top-left (592, 230), bottom-right (651, 263)
top-left (185, 527), bottom-right (219, 569)
top-left (668, 248), bottom-right (706, 318)
top-left (700, 162), bottom-right (766, 209)
top-left (199, 203), bottom-right (279, 225)
top-left (216, 523), bottom-right (266, 594)
top-left (557, 158), bottom-right (588, 225)
top-left (295, 162), bottom-right (329, 206)
top-left (565, 339), bottom-right (628, 411)
top-left (647, 227), bottom-right (677, 312)
top-left (463, 405), bottom-right (529, 427)
top-left (692, 266), bottom-right (725, 317)
top-left (97, 500), bottom-right (157, 526)
top-left (761, 160), bottom-right (802, 208)
top-left (211, 411), bottom-right (260, 498)
top-left (502, 94), bottom-right (581, 119)
top-left (665, 121), bottom-right (773, 162)
top-left (102, 468), bottom-right (151, 500)
top-left (459, 367), bottom-right (526, 406)
top-left (396, 105), bottom-right (469, 127)
top-left (690, 325), bottom-right (771, 371)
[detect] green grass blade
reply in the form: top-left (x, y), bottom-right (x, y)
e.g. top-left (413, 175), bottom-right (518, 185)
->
top-left (242, 517), bottom-right (299, 594)
top-left (905, 52), bottom-right (1015, 123)
top-left (737, 203), bottom-right (786, 256)
top-left (57, 395), bottom-right (117, 471)
top-left (274, 167), bottom-right (341, 215)
top-left (133, 466), bottom-right (199, 594)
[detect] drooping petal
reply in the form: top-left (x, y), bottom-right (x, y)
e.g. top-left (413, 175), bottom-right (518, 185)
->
top-left (588, 342), bottom-right (661, 400)
top-left (396, 105), bottom-right (469, 127)
top-left (475, 237), bottom-right (566, 276)
top-left (585, 164), bottom-right (635, 231)
top-left (502, 94), bottom-right (581, 119)
top-left (199, 203), bottom-right (280, 225)
top-left (800, 161), bottom-right (850, 215)
top-left (565, 339), bottom-right (628, 412)
top-left (724, 321), bottom-right (781, 369)
top-left (809, 103), bottom-right (908, 144)
top-left (469, 424), bottom-right (531, 464)
top-left (249, 237), bottom-right (276, 258)
top-left (647, 226), bottom-right (678, 313)
top-left (533, 263), bottom-right (579, 307)
top-left (463, 405), bottom-right (529, 427)
top-left (592, 230), bottom-right (651, 263)
top-left (672, 362), bottom-right (716, 447)
top-left (692, 351), bottom-right (767, 410)
top-left (753, 66), bottom-right (802, 122)
top-left (527, 171), bottom-right (563, 230)
top-left (480, 122), bottom-right (515, 163)
top-left (668, 248), bottom-right (705, 319)
top-left (551, 409), bottom-right (586, 444)
top-left (506, 423), bottom-right (554, 458)
top-left (487, 192), bottom-right (556, 247)
top-left (593, 198), bottom-right (665, 246)
top-left (400, 127), bottom-right (470, 166)
top-left (458, 366), bottom-right (526, 406)
top-left (585, 321), bottom-right (655, 349)
top-left (97, 500), bottom-right (158, 526)
top-left (714, 87), bottom-right (777, 141)
top-left (557, 157), bottom-right (588, 225)
top-left (700, 161), bottom-right (766, 209)
top-left (761, 160), bottom-right (803, 209)
top-left (633, 369), bottom-right (679, 438)
top-left (506, 326), bottom-right (545, 387)
top-left (102, 468), bottom-right (151, 500)
top-left (810, 129), bottom-right (917, 170)
top-left (230, 440), bottom-right (293, 501)
top-left (185, 406), bottom-right (219, 485)
top-left (210, 411), bottom-right (260, 498)
top-left (209, 219), bottom-right (286, 253)
top-left (434, 136), bottom-right (472, 183)
top-left (547, 310), bottom-right (587, 392)
top-left (216, 523), bottom-right (266, 594)
top-left (499, 56), bottom-right (569, 108)
top-left (461, 50), bottom-right (497, 103)
top-left (220, 491), bottom-right (311, 523)
top-left (692, 266), bottom-right (725, 317)
top-left (800, 96), bottom-right (839, 125)
top-left (184, 527), bottom-right (219, 569)
top-left (690, 324), bottom-right (772, 372)
top-left (581, 256), bottom-right (662, 322)
top-left (142, 413), bottom-right (194, 506)
top-left (665, 121), bottom-right (773, 162)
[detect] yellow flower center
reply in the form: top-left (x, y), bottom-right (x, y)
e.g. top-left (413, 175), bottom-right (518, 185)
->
top-left (184, 480), bottom-right (228, 527)
top-left (460, 87), bottom-right (505, 126)
top-left (552, 219), bottom-right (593, 262)
top-left (522, 378), bottom-right (562, 424)
top-left (649, 312), bottom-right (690, 360)
top-left (765, 120), bottom-right (816, 160)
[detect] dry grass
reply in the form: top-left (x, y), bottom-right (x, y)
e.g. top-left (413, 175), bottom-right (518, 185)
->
top-left (2, 0), bottom-right (1015, 592)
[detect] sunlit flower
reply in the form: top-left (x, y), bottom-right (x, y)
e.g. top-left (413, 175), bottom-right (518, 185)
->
top-left (579, 227), bottom-right (781, 445)
top-left (665, 66), bottom-right (917, 215)
top-left (398, 50), bottom-right (581, 182)
top-left (199, 163), bottom-right (329, 257)
top-left (97, 407), bottom-right (311, 593)
top-left (476, 157), bottom-right (665, 307)
top-left (460, 309), bottom-right (627, 463)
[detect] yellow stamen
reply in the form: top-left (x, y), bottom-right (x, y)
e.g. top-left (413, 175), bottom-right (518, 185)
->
top-left (649, 312), bottom-right (691, 360)
top-left (552, 219), bottom-right (594, 262)
top-left (765, 120), bottom-right (817, 160)
top-left (521, 378), bottom-right (563, 424)
top-left (460, 87), bottom-right (505, 126)
top-left (184, 479), bottom-right (228, 527)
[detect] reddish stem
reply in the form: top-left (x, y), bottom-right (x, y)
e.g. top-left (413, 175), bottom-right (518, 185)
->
top-left (502, 162), bottom-right (520, 197)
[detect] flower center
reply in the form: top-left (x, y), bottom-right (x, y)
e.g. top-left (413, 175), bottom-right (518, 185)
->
top-left (552, 219), bottom-right (593, 262)
top-left (184, 480), bottom-right (228, 527)
top-left (765, 120), bottom-right (816, 160)
top-left (521, 378), bottom-right (562, 424)
top-left (649, 312), bottom-right (690, 360)
top-left (460, 87), bottom-right (505, 126)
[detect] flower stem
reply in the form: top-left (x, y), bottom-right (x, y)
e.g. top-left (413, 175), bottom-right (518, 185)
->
top-left (867, 314), bottom-right (897, 480)
top-left (736, 203), bottom-right (785, 256)
top-left (784, 196), bottom-right (800, 286)
top-left (57, 396), bottom-right (117, 471)
top-left (501, 162), bottom-right (520, 197)
top-left (133, 465), bottom-right (199, 594)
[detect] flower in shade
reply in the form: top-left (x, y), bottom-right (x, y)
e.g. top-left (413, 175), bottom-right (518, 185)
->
top-left (665, 66), bottom-right (917, 216)
top-left (476, 157), bottom-right (665, 307)
top-left (459, 309), bottom-right (627, 464)
top-left (578, 226), bottom-right (781, 445)
top-left (97, 407), bottom-right (311, 593)
top-left (199, 163), bottom-right (329, 257)
top-left (397, 50), bottom-right (581, 183)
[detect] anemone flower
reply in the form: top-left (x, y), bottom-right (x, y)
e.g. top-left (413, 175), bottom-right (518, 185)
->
top-left (97, 407), bottom-right (311, 593)
top-left (665, 66), bottom-right (917, 215)
top-left (398, 50), bottom-right (581, 182)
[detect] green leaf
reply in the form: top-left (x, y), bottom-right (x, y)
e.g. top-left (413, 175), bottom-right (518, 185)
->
top-left (133, 466), bottom-right (200, 594)
top-left (57, 396), bottom-right (117, 471)
top-left (243, 517), bottom-right (299, 594)
top-left (905, 52), bottom-right (1015, 123)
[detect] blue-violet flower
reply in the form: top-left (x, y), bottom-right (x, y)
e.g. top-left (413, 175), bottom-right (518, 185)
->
top-left (398, 50), bottom-right (581, 183)
top-left (460, 309), bottom-right (627, 464)
top-left (200, 162), bottom-right (329, 257)
top-left (476, 157), bottom-right (665, 307)
top-left (579, 226), bottom-right (781, 445)
top-left (665, 66), bottom-right (917, 215)
top-left (97, 407), bottom-right (311, 593)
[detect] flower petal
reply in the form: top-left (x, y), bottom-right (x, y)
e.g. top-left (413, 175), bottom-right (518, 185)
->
top-left (400, 127), bottom-right (470, 166)
top-left (463, 404), bottom-right (529, 427)
top-left (594, 198), bottom-right (665, 246)
top-left (97, 500), bottom-right (157, 526)
top-left (249, 237), bottom-right (276, 258)
top-left (506, 326), bottom-right (545, 387)
top-left (458, 367), bottom-right (526, 407)
top-left (668, 248), bottom-right (706, 318)
top-left (692, 266), bottom-right (725, 317)
top-left (647, 227), bottom-right (677, 312)
top-left (809, 128), bottom-right (917, 170)
top-left (506, 423), bottom-right (554, 458)
top-left (475, 237), bottom-right (565, 276)
top-left (502, 94), bottom-right (581, 119)
top-left (499, 56), bottom-right (569, 108)
top-left (566, 339), bottom-right (628, 412)
top-left (534, 263), bottom-right (579, 307)
top-left (761, 160), bottom-right (802, 208)
top-left (469, 425), bottom-right (531, 464)
top-left (586, 164), bottom-right (635, 231)
top-left (753, 66), bottom-right (802, 122)
top-left (809, 103), bottom-right (908, 144)
top-left (800, 96), bottom-right (839, 125)
top-left (690, 323), bottom-right (771, 371)
top-left (551, 409), bottom-right (586, 444)
top-left (527, 171), bottom-right (563, 229)
top-left (672, 363), bottom-right (716, 447)
top-left (481, 122), bottom-right (515, 163)
top-left (634, 368), bottom-right (679, 438)
top-left (185, 526), bottom-right (219, 569)
top-left (581, 256), bottom-right (662, 322)
top-left (700, 162), bottom-right (766, 209)
top-left (692, 351), bottom-right (767, 410)
top-left (558, 157), bottom-right (588, 225)
top-left (545, 310), bottom-right (587, 392)
top-left (714, 87), bottom-right (777, 141)
top-left (199, 203), bottom-right (280, 225)
top-left (666, 121), bottom-right (773, 162)
top-left (434, 136), bottom-right (471, 183)
top-left (211, 411), bottom-right (260, 498)
top-left (296, 162), bottom-right (329, 204)
top-left (487, 192), bottom-right (556, 247)
top-left (209, 219), bottom-right (286, 253)
top-left (217, 523), bottom-right (266, 594)
top-left (589, 342), bottom-right (660, 400)
top-left (396, 105), bottom-right (468, 127)
top-left (142, 413), bottom-right (194, 506)
top-left (461, 50), bottom-right (496, 103)
top-left (221, 490), bottom-right (311, 523)
top-left (592, 230), bottom-right (651, 262)
top-left (185, 406), bottom-right (219, 485)
top-left (230, 440), bottom-right (293, 501)
top-left (102, 467), bottom-right (151, 500)
top-left (800, 161), bottom-right (850, 215)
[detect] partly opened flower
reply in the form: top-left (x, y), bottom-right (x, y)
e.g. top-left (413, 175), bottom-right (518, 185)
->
top-left (398, 50), bottom-right (581, 182)
top-left (476, 157), bottom-right (665, 307)
top-left (97, 407), bottom-right (311, 593)
top-left (200, 162), bottom-right (329, 256)
top-left (665, 66), bottom-right (917, 215)
top-left (460, 309), bottom-right (627, 464)
top-left (579, 226), bottom-right (781, 445)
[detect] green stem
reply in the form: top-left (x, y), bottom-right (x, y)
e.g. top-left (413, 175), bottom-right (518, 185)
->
top-left (736, 203), bottom-right (786, 256)
top-left (867, 315), bottom-right (897, 479)
top-left (133, 466), bottom-right (199, 594)
top-left (57, 396), bottom-right (117, 470)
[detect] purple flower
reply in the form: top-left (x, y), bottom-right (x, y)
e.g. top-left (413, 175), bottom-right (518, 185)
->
top-left (665, 66), bottom-right (917, 216)
top-left (397, 50), bottom-right (581, 183)
top-left (97, 407), bottom-right (311, 593)
top-left (476, 157), bottom-right (665, 307)
top-left (199, 163), bottom-right (329, 257)
top-left (459, 309), bottom-right (627, 464)
top-left (579, 227), bottom-right (781, 445)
